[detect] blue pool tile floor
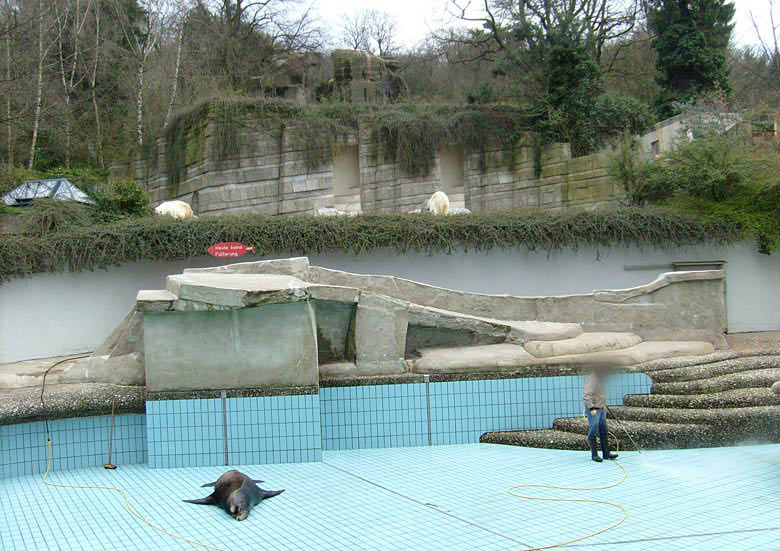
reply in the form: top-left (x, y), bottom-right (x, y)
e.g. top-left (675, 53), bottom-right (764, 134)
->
top-left (1, 443), bottom-right (779, 551)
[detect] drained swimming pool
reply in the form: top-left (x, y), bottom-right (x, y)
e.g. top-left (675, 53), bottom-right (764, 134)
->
top-left (2, 259), bottom-right (778, 550)
top-left (1, 443), bottom-right (778, 551)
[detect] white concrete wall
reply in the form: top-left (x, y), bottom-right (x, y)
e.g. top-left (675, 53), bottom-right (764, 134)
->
top-left (1, 242), bottom-right (777, 363)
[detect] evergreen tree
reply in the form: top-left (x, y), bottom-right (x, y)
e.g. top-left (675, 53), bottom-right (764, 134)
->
top-left (495, 16), bottom-right (604, 156)
top-left (647, 0), bottom-right (735, 117)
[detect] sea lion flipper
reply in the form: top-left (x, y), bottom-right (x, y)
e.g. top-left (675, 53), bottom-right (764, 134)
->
top-left (200, 482), bottom-right (216, 488)
top-left (183, 496), bottom-right (214, 505)
top-left (259, 489), bottom-right (285, 499)
top-left (251, 479), bottom-right (264, 484)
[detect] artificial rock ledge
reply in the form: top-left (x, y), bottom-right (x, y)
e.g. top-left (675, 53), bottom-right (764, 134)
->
top-left (70, 257), bottom-right (725, 391)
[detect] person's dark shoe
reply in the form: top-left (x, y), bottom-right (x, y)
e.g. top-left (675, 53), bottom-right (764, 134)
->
top-left (589, 438), bottom-right (602, 462)
top-left (601, 438), bottom-right (618, 460)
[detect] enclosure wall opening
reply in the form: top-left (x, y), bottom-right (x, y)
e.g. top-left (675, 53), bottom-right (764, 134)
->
top-left (439, 146), bottom-right (465, 209)
top-left (332, 145), bottom-right (361, 213)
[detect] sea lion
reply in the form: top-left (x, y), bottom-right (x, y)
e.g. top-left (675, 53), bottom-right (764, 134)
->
top-left (183, 470), bottom-right (285, 520)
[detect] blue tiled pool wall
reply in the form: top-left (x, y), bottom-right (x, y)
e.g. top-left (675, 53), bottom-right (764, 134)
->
top-left (146, 394), bottom-right (321, 469)
top-left (427, 373), bottom-right (650, 446)
top-left (319, 373), bottom-right (652, 450)
top-left (0, 414), bottom-right (146, 479)
top-left (0, 373), bottom-right (651, 476)
top-left (320, 383), bottom-right (429, 451)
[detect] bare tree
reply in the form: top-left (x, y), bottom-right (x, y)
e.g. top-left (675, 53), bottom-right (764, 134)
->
top-left (113, 0), bottom-right (167, 147)
top-left (442, 0), bottom-right (639, 64)
top-left (340, 9), bottom-right (370, 52)
top-left (750, 0), bottom-right (780, 85)
top-left (28, 0), bottom-right (57, 168)
top-left (54, 0), bottom-right (93, 166)
top-left (339, 9), bottom-right (399, 56)
top-left (2, 0), bottom-right (13, 164)
top-left (87, 0), bottom-right (102, 165)
top-left (188, 0), bottom-right (323, 91)
top-left (164, 4), bottom-right (191, 129)
top-left (370, 10), bottom-right (398, 56)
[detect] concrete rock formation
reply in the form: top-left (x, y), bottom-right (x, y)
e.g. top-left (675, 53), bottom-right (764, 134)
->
top-left (332, 50), bottom-right (407, 104)
top-left (74, 258), bottom-right (726, 393)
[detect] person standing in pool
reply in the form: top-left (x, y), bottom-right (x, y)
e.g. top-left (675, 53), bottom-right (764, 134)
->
top-left (583, 367), bottom-right (619, 463)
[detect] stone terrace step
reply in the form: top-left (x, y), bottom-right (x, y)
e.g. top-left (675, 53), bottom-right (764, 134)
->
top-left (481, 429), bottom-right (589, 451)
top-left (651, 368), bottom-right (780, 395)
top-left (648, 357), bottom-right (780, 383)
top-left (609, 404), bottom-right (780, 431)
top-left (624, 388), bottom-right (780, 409)
top-left (551, 416), bottom-right (715, 449)
top-left (524, 332), bottom-right (641, 359)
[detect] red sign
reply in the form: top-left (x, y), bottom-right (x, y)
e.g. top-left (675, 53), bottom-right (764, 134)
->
top-left (208, 242), bottom-right (256, 258)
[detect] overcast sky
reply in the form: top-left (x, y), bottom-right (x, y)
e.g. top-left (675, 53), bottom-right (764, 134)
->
top-left (316, 0), bottom-right (775, 51)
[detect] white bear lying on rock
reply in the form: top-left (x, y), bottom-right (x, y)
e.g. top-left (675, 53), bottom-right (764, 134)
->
top-left (155, 200), bottom-right (194, 220)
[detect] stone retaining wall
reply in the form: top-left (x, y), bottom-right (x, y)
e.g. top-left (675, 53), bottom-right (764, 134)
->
top-left (466, 143), bottom-right (616, 212)
top-left (111, 120), bottom-right (618, 215)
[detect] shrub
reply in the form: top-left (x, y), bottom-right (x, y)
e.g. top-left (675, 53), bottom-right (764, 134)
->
top-left (661, 129), bottom-right (754, 201)
top-left (594, 95), bottom-right (656, 145)
top-left (0, 165), bottom-right (42, 197)
top-left (17, 199), bottom-right (92, 237)
top-left (608, 134), bottom-right (670, 206)
top-left (0, 208), bottom-right (741, 283)
top-left (609, 127), bottom-right (780, 253)
top-left (90, 178), bottom-right (152, 219)
top-left (43, 166), bottom-right (109, 193)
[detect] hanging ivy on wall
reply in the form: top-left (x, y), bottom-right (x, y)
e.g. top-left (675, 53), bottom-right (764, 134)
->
top-left (0, 207), bottom-right (741, 284)
top-left (141, 99), bottom-right (531, 189)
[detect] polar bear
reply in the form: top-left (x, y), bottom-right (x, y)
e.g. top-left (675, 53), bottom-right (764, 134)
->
top-left (427, 191), bottom-right (450, 216)
top-left (155, 200), bottom-right (194, 220)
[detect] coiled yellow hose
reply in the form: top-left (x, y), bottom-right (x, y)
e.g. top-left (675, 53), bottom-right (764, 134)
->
top-left (507, 432), bottom-right (628, 551)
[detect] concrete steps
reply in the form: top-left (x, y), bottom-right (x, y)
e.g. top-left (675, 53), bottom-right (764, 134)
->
top-left (624, 388), bottom-right (780, 409)
top-left (609, 404), bottom-right (780, 428)
top-left (481, 353), bottom-right (780, 451)
top-left (651, 368), bottom-right (780, 395)
top-left (481, 429), bottom-right (589, 451)
top-left (484, 418), bottom-right (716, 450)
top-left (648, 356), bottom-right (780, 383)
top-left (555, 417), bottom-right (716, 449)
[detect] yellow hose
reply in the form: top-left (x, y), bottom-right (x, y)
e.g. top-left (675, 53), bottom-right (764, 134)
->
top-left (506, 431), bottom-right (628, 551)
top-left (41, 439), bottom-right (228, 551)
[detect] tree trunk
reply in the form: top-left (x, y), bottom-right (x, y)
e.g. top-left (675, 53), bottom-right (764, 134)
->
top-left (135, 61), bottom-right (144, 146)
top-left (164, 25), bottom-right (184, 130)
top-left (90, 0), bottom-right (103, 166)
top-left (28, 0), bottom-right (45, 169)
top-left (5, 25), bottom-right (11, 165)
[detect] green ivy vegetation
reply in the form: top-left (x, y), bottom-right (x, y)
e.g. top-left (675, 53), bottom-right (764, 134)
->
top-left (0, 207), bottom-right (741, 284)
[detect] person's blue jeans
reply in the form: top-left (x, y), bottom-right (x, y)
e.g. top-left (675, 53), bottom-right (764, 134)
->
top-left (586, 407), bottom-right (607, 441)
